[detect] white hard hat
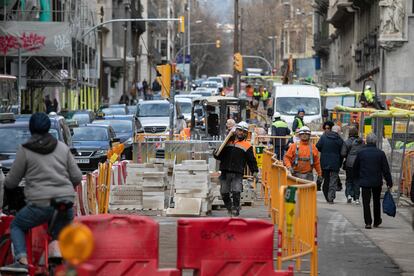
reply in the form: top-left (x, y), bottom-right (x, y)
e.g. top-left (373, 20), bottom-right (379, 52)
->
top-left (365, 85), bottom-right (371, 89)
top-left (297, 126), bottom-right (311, 135)
top-left (235, 121), bottom-right (249, 132)
top-left (273, 112), bottom-right (281, 119)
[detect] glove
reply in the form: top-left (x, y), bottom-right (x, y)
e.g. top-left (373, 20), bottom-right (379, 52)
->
top-left (253, 172), bottom-right (259, 183)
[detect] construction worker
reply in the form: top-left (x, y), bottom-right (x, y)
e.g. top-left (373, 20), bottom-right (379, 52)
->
top-left (292, 107), bottom-right (305, 133)
top-left (284, 126), bottom-right (322, 182)
top-left (214, 121), bottom-right (258, 217)
top-left (261, 87), bottom-right (270, 109)
top-left (179, 120), bottom-right (191, 140)
top-left (360, 85), bottom-right (374, 107)
top-left (271, 112), bottom-right (290, 160)
top-left (253, 86), bottom-right (261, 108)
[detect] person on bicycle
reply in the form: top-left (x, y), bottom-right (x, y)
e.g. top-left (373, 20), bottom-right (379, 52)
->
top-left (1, 112), bottom-right (82, 273)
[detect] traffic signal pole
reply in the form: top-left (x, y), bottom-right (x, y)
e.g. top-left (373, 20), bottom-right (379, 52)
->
top-left (233, 0), bottom-right (239, 98)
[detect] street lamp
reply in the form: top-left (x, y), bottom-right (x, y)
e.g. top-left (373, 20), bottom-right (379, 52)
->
top-left (268, 35), bottom-right (277, 70)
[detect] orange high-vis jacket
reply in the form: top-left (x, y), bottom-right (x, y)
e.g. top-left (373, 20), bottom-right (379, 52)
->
top-left (180, 128), bottom-right (191, 140)
top-left (284, 140), bottom-right (322, 176)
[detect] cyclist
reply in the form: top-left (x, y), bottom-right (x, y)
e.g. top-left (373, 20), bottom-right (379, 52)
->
top-left (1, 112), bottom-right (82, 273)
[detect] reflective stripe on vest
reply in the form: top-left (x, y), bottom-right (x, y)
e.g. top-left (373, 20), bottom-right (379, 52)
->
top-left (253, 91), bottom-right (260, 97)
top-left (261, 91), bottom-right (269, 100)
top-left (294, 143), bottom-right (314, 167)
top-left (296, 117), bottom-right (304, 129)
top-left (272, 120), bottom-right (288, 128)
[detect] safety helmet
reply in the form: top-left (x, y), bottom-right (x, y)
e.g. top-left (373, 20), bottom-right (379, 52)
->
top-left (235, 121), bottom-right (249, 132)
top-left (297, 126), bottom-right (311, 135)
top-left (365, 85), bottom-right (371, 90)
top-left (273, 112), bottom-right (281, 119)
top-left (297, 107), bottom-right (305, 113)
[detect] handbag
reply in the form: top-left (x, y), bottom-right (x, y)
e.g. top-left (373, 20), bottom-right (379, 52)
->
top-left (382, 189), bottom-right (396, 217)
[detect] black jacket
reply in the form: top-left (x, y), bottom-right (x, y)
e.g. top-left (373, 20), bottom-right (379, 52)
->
top-left (214, 139), bottom-right (258, 175)
top-left (353, 144), bottom-right (393, 188)
top-left (316, 131), bottom-right (344, 172)
top-left (341, 136), bottom-right (364, 168)
top-left (271, 120), bottom-right (291, 147)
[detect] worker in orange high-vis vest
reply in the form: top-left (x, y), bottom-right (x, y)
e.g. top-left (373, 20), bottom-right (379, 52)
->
top-left (214, 121), bottom-right (258, 217)
top-left (180, 120), bottom-right (191, 140)
top-left (284, 126), bottom-right (322, 182)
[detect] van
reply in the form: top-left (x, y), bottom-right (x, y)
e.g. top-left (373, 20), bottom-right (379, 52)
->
top-left (272, 85), bottom-right (322, 130)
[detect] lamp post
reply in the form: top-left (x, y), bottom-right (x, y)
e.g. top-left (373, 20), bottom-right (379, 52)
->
top-left (268, 35), bottom-right (277, 70)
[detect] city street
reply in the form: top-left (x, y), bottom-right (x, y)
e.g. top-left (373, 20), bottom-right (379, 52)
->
top-left (152, 191), bottom-right (414, 276)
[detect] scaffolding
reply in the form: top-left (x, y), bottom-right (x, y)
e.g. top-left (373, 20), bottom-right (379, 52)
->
top-left (0, 0), bottom-right (99, 112)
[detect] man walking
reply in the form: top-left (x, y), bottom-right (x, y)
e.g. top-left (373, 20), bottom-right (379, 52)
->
top-left (316, 124), bottom-right (344, 203)
top-left (284, 126), bottom-right (322, 182)
top-left (353, 133), bottom-right (392, 229)
top-left (292, 107), bottom-right (305, 133)
top-left (341, 126), bottom-right (364, 204)
top-left (214, 122), bottom-right (258, 217)
top-left (271, 112), bottom-right (290, 160)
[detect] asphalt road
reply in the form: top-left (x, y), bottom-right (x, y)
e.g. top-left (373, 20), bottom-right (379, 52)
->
top-left (318, 204), bottom-right (401, 276)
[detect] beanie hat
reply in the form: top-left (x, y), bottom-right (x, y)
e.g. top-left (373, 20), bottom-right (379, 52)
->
top-left (29, 112), bottom-right (51, 135)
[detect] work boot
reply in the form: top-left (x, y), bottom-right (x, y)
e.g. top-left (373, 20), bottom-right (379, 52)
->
top-left (221, 193), bottom-right (232, 216)
top-left (232, 207), bottom-right (240, 217)
top-left (232, 192), bottom-right (241, 217)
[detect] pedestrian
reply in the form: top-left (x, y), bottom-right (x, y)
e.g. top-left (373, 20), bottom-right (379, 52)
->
top-left (214, 121), bottom-right (258, 217)
top-left (253, 86), bottom-right (262, 108)
top-left (271, 112), bottom-right (290, 160)
top-left (226, 118), bottom-right (236, 133)
top-left (175, 115), bottom-right (187, 134)
top-left (152, 79), bottom-right (161, 93)
top-left (142, 79), bottom-right (149, 100)
top-left (284, 126), bottom-right (322, 182)
top-left (360, 85), bottom-right (374, 108)
top-left (353, 133), bottom-right (392, 229)
top-left (292, 107), bottom-right (305, 133)
top-left (119, 93), bottom-right (129, 105)
top-left (44, 95), bottom-right (52, 114)
top-left (52, 98), bottom-right (59, 113)
top-left (261, 87), bottom-right (270, 110)
top-left (316, 123), bottom-right (344, 204)
top-left (0, 113), bottom-right (82, 273)
top-left (341, 126), bottom-right (364, 204)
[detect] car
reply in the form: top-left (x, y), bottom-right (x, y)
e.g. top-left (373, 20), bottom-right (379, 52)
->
top-left (200, 81), bottom-right (220, 95)
top-left (92, 119), bottom-right (135, 160)
top-left (109, 104), bottom-right (129, 114)
top-left (175, 98), bottom-right (192, 121)
top-left (0, 113), bottom-right (73, 174)
top-left (99, 107), bottom-right (127, 117)
top-left (207, 76), bottom-right (224, 89)
top-left (191, 78), bottom-right (205, 90)
top-left (127, 105), bottom-right (137, 115)
top-left (71, 110), bottom-right (96, 126)
top-left (71, 124), bottom-right (118, 172)
top-left (136, 100), bottom-right (177, 134)
top-left (190, 89), bottom-right (213, 97)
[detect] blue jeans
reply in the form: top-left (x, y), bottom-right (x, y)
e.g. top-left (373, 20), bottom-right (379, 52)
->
top-left (10, 204), bottom-right (74, 261)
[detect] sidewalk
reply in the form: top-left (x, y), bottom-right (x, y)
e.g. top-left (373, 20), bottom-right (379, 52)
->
top-left (318, 192), bottom-right (414, 276)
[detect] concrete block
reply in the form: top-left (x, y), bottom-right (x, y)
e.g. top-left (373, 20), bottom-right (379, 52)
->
top-left (174, 164), bottom-right (210, 171)
top-left (166, 197), bottom-right (201, 216)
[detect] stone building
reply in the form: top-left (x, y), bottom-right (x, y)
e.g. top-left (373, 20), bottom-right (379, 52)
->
top-left (314, 0), bottom-right (414, 94)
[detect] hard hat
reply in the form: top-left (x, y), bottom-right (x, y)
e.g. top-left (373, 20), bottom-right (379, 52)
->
top-left (365, 85), bottom-right (371, 90)
top-left (297, 107), bottom-right (305, 113)
top-left (235, 121), bottom-right (249, 132)
top-left (297, 126), bottom-right (311, 135)
top-left (273, 112), bottom-right (281, 119)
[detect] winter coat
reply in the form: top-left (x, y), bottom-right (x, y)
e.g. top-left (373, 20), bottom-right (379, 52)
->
top-left (271, 119), bottom-right (291, 147)
top-left (214, 139), bottom-right (258, 175)
top-left (316, 131), bottom-right (344, 172)
top-left (353, 144), bottom-right (393, 188)
top-left (284, 140), bottom-right (322, 176)
top-left (341, 136), bottom-right (365, 168)
top-left (4, 133), bottom-right (82, 205)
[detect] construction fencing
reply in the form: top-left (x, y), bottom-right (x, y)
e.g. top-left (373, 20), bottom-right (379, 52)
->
top-left (262, 150), bottom-right (318, 276)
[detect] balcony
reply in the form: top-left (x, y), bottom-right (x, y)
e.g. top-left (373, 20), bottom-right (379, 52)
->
top-left (313, 33), bottom-right (331, 57)
top-left (327, 0), bottom-right (354, 28)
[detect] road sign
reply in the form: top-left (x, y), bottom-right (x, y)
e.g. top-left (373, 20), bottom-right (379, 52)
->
top-left (285, 186), bottom-right (297, 238)
top-left (254, 146), bottom-right (265, 169)
top-left (176, 54), bottom-right (191, 64)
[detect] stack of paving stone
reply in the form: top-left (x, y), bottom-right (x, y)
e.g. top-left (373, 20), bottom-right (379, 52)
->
top-left (109, 163), bottom-right (165, 211)
top-left (167, 160), bottom-right (212, 216)
top-left (142, 171), bottom-right (167, 210)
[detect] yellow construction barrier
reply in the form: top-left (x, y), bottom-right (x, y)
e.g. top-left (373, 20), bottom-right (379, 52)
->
top-left (262, 150), bottom-right (318, 275)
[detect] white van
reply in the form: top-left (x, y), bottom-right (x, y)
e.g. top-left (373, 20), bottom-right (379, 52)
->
top-left (272, 85), bottom-right (322, 130)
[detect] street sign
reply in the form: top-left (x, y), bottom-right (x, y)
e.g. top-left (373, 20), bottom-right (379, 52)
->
top-left (176, 54), bottom-right (191, 64)
top-left (254, 146), bottom-right (265, 169)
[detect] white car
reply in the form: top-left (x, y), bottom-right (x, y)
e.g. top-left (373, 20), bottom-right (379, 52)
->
top-left (175, 98), bottom-right (192, 121)
top-left (200, 81), bottom-right (220, 95)
top-left (207, 76), bottom-right (224, 89)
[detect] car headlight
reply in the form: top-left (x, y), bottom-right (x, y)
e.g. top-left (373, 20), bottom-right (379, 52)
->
top-left (94, 149), bottom-right (107, 156)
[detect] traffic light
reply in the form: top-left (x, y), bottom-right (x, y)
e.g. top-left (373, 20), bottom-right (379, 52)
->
top-left (216, 39), bottom-right (221, 48)
top-left (179, 16), bottom-right (185, 33)
top-left (156, 64), bottom-right (172, 98)
top-left (233, 52), bottom-right (243, 73)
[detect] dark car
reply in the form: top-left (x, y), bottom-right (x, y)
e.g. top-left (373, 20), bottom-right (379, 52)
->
top-left (0, 113), bottom-right (73, 174)
top-left (72, 125), bottom-right (118, 172)
top-left (71, 110), bottom-right (95, 126)
top-left (92, 119), bottom-right (135, 160)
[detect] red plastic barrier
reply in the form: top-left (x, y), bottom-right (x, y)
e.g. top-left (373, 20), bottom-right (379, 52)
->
top-left (77, 215), bottom-right (179, 276)
top-left (177, 218), bottom-right (294, 276)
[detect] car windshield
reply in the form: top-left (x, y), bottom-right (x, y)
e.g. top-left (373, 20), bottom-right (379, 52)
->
top-left (276, 97), bottom-right (320, 115)
top-left (102, 108), bottom-right (126, 115)
top-left (208, 78), bottom-right (222, 83)
top-left (137, 103), bottom-right (169, 117)
top-left (93, 120), bottom-right (132, 134)
top-left (0, 128), bottom-right (59, 152)
top-left (177, 101), bottom-right (192, 114)
top-left (72, 113), bottom-right (90, 125)
top-left (202, 82), bottom-right (218, 88)
top-left (72, 127), bottom-right (108, 141)
top-left (127, 105), bottom-right (137, 114)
